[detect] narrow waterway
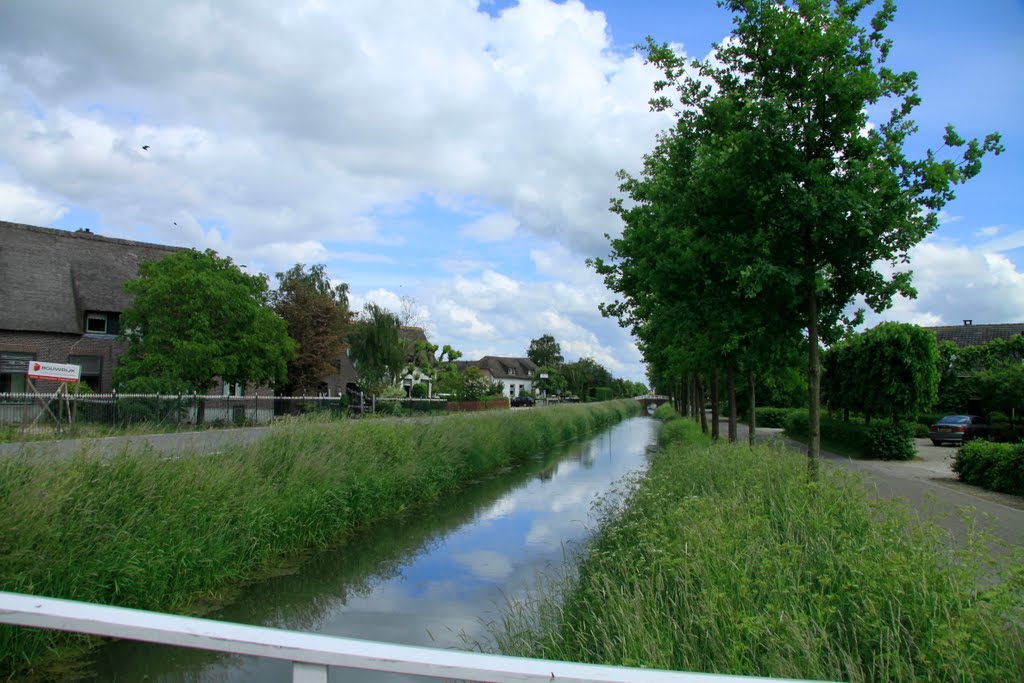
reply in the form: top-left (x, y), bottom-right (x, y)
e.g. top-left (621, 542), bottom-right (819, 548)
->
top-left (83, 416), bottom-right (660, 681)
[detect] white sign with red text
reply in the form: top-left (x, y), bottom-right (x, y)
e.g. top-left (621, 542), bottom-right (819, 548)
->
top-left (26, 361), bottom-right (81, 383)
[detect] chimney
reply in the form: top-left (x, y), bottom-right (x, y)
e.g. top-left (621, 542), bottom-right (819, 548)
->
top-left (963, 319), bottom-right (973, 326)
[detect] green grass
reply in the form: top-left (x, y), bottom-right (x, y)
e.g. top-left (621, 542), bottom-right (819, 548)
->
top-left (0, 400), bottom-right (640, 678)
top-left (495, 416), bottom-right (1024, 682)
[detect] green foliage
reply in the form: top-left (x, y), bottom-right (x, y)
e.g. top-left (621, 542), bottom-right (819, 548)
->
top-left (864, 422), bottom-right (916, 461)
top-left (410, 383), bottom-right (428, 399)
top-left (651, 403), bottom-right (679, 421)
top-left (272, 263), bottom-right (351, 395)
top-left (935, 335), bottom-right (1024, 416)
top-left (824, 323), bottom-right (939, 423)
top-left (534, 366), bottom-right (567, 397)
top-left (496, 429), bottom-right (1024, 681)
top-left (593, 0), bottom-right (1002, 464)
top-left (750, 407), bottom-right (793, 429)
top-left (0, 401), bottom-right (641, 677)
top-left (116, 249), bottom-right (295, 393)
top-left (785, 411), bottom-right (914, 460)
top-left (405, 341), bottom-right (462, 397)
top-left (562, 357), bottom-right (613, 401)
top-left (526, 334), bottom-right (564, 368)
top-left (952, 441), bottom-right (1024, 495)
top-left (347, 303), bottom-right (405, 395)
top-left (593, 387), bottom-right (613, 402)
top-left (456, 367), bottom-right (492, 402)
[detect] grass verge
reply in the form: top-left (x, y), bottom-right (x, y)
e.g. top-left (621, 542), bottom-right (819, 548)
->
top-left (0, 400), bottom-right (639, 678)
top-left (495, 415), bottom-right (1024, 681)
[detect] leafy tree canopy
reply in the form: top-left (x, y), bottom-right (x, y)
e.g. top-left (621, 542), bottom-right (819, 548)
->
top-left (347, 303), bottom-right (405, 395)
top-left (116, 249), bottom-right (295, 393)
top-left (272, 263), bottom-right (351, 395)
top-left (527, 334), bottom-right (564, 368)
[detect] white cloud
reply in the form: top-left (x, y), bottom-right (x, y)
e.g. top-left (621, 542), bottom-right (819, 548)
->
top-left (977, 228), bottom-right (1024, 255)
top-left (0, 182), bottom-right (67, 225)
top-left (459, 213), bottom-right (519, 242)
top-left (867, 240), bottom-right (1024, 327)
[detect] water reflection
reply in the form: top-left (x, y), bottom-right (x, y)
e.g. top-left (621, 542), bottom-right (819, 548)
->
top-left (84, 417), bottom-right (659, 682)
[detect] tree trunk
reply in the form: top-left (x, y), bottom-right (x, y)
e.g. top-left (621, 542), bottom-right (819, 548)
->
top-left (695, 374), bottom-right (708, 433)
top-left (728, 367), bottom-right (738, 443)
top-left (807, 284), bottom-right (821, 479)
top-left (748, 369), bottom-right (757, 448)
top-left (710, 369), bottom-right (720, 441)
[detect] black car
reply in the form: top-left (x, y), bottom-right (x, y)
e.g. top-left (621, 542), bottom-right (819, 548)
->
top-left (928, 415), bottom-right (998, 446)
top-left (510, 395), bottom-right (535, 408)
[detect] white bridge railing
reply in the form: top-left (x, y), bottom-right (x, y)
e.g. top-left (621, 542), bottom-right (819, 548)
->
top-left (0, 591), bottom-right (820, 683)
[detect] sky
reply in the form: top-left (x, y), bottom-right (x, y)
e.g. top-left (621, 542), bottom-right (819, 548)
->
top-left (1, 0), bottom-right (1021, 384)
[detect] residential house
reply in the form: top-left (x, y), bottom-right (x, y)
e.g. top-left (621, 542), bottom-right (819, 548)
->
top-left (0, 221), bottom-right (182, 394)
top-left (924, 320), bottom-right (1024, 348)
top-left (458, 356), bottom-right (539, 398)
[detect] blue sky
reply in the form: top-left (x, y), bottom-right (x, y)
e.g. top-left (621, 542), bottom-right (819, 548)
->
top-left (1, 0), bottom-right (1021, 383)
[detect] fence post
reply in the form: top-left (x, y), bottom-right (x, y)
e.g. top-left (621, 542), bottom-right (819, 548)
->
top-left (112, 388), bottom-right (118, 428)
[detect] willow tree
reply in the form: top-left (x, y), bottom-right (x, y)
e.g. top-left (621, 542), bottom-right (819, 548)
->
top-left (602, 0), bottom-right (1001, 473)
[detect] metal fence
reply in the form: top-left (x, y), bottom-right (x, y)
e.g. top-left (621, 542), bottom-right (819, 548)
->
top-left (0, 392), bottom-right (451, 430)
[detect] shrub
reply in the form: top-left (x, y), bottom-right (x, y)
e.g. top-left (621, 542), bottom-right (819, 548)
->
top-left (952, 441), bottom-right (1024, 495)
top-left (912, 423), bottom-right (930, 439)
top-left (652, 403), bottom-right (679, 421)
top-left (753, 407), bottom-right (794, 428)
top-left (783, 409), bottom-right (810, 439)
top-left (864, 422), bottom-right (915, 460)
top-left (410, 383), bottom-right (428, 399)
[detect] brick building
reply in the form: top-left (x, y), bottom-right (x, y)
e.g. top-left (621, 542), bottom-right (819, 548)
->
top-left (0, 221), bottom-right (182, 393)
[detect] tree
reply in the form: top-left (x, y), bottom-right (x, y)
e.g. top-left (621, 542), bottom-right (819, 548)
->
top-left (600, 0), bottom-right (1002, 473)
top-left (347, 303), bottom-right (405, 395)
top-left (562, 357), bottom-right (613, 401)
top-left (272, 263), bottom-right (350, 395)
top-left (527, 334), bottom-right (564, 368)
top-left (404, 341), bottom-right (462, 398)
top-left (534, 365), bottom-right (567, 397)
top-left (116, 249), bottom-right (295, 397)
top-left (823, 323), bottom-right (938, 424)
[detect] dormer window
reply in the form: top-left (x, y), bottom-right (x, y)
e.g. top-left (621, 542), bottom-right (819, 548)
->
top-left (84, 311), bottom-right (120, 336)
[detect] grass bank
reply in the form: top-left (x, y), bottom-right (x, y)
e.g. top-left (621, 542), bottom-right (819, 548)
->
top-left (496, 412), bottom-right (1024, 681)
top-left (0, 400), bottom-right (640, 678)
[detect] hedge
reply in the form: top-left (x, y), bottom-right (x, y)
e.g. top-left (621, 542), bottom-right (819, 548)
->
top-left (952, 441), bottom-right (1024, 496)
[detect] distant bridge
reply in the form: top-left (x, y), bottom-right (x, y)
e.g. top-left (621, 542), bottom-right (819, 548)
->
top-left (636, 395), bottom-right (670, 414)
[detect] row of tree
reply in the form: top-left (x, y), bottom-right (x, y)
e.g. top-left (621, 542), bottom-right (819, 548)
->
top-left (113, 253), bottom-right (644, 402)
top-left (526, 334), bottom-right (648, 400)
top-left (591, 0), bottom-right (1001, 473)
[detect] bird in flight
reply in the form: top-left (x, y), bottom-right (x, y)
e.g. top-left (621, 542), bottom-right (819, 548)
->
top-left (142, 145), bottom-right (150, 151)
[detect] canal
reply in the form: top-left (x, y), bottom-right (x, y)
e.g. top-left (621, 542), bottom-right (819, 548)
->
top-left (82, 415), bottom-right (661, 681)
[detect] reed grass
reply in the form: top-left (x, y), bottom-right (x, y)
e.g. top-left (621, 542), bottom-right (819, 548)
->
top-left (496, 416), bottom-right (1024, 682)
top-left (0, 400), bottom-right (639, 677)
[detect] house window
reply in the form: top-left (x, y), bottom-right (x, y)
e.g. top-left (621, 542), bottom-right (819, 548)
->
top-left (69, 355), bottom-right (103, 392)
top-left (222, 382), bottom-right (243, 397)
top-left (0, 352), bottom-right (34, 393)
top-left (84, 311), bottom-right (120, 336)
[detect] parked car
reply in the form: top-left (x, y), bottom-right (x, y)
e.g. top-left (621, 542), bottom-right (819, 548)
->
top-left (510, 395), bottom-right (535, 408)
top-left (928, 415), bottom-right (998, 446)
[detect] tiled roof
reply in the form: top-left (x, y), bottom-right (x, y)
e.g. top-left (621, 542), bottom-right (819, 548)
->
top-left (924, 322), bottom-right (1024, 348)
top-left (459, 356), bottom-right (538, 379)
top-left (0, 221), bottom-right (182, 334)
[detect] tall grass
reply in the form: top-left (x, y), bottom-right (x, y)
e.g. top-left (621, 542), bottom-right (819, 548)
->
top-left (496, 417), bottom-right (1024, 682)
top-left (0, 400), bottom-right (639, 677)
